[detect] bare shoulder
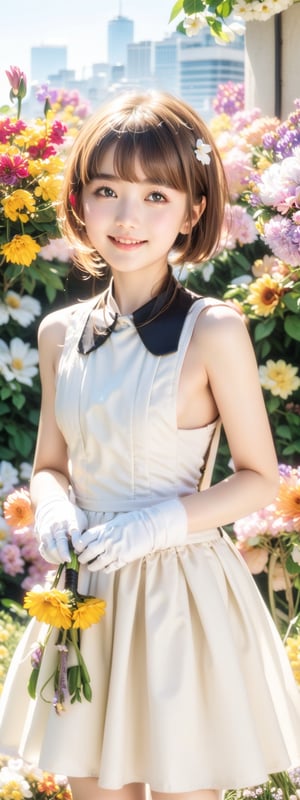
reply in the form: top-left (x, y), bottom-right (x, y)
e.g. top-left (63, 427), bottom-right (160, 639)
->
top-left (194, 300), bottom-right (247, 341)
top-left (193, 302), bottom-right (254, 366)
top-left (38, 300), bottom-right (88, 348)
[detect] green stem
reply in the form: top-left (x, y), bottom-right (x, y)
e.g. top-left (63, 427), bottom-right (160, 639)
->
top-left (267, 551), bottom-right (281, 632)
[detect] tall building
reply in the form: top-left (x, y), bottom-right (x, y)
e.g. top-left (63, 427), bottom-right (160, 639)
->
top-left (107, 14), bottom-right (134, 72)
top-left (178, 28), bottom-right (244, 119)
top-left (127, 41), bottom-right (153, 89)
top-left (154, 33), bottom-right (180, 96)
top-left (31, 45), bottom-right (67, 84)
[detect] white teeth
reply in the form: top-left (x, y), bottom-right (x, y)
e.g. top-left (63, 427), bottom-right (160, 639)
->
top-left (115, 238), bottom-right (141, 244)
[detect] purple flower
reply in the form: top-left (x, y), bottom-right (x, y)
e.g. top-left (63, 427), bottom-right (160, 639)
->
top-left (264, 215), bottom-right (300, 266)
top-left (0, 153), bottom-right (29, 185)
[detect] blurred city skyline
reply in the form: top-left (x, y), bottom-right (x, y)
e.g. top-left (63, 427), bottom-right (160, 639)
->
top-left (0, 0), bottom-right (176, 102)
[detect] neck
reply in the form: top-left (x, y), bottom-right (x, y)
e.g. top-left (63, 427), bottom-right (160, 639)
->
top-left (111, 265), bottom-right (171, 315)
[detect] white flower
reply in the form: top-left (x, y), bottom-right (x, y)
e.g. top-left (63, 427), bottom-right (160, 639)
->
top-left (233, 0), bottom-right (293, 20)
top-left (0, 765), bottom-right (33, 797)
top-left (183, 13), bottom-right (207, 36)
top-left (194, 138), bottom-right (212, 165)
top-left (19, 461), bottom-right (32, 480)
top-left (202, 262), bottom-right (215, 282)
top-left (0, 514), bottom-right (11, 543)
top-left (0, 291), bottom-right (41, 327)
top-left (292, 545), bottom-right (300, 565)
top-left (0, 460), bottom-right (19, 493)
top-left (0, 337), bottom-right (39, 386)
top-left (39, 237), bottom-right (73, 262)
top-left (212, 19), bottom-right (245, 43)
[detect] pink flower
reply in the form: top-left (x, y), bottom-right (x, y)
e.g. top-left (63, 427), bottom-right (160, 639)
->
top-left (0, 153), bottom-right (29, 185)
top-left (220, 203), bottom-right (257, 250)
top-left (5, 65), bottom-right (27, 98)
top-left (49, 120), bottom-right (67, 145)
top-left (0, 542), bottom-right (25, 576)
top-left (28, 139), bottom-right (56, 159)
top-left (237, 544), bottom-right (269, 575)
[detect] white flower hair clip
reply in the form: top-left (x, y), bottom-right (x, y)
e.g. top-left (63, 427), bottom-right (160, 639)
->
top-left (194, 138), bottom-right (212, 165)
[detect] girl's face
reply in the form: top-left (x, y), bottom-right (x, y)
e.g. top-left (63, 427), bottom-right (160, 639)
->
top-left (81, 144), bottom-right (201, 277)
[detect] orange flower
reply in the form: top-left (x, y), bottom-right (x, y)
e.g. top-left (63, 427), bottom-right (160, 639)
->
top-left (72, 597), bottom-right (106, 629)
top-left (3, 487), bottom-right (34, 528)
top-left (276, 472), bottom-right (300, 531)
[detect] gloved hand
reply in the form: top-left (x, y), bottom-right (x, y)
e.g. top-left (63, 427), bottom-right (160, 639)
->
top-left (72, 497), bottom-right (188, 573)
top-left (35, 495), bottom-right (88, 564)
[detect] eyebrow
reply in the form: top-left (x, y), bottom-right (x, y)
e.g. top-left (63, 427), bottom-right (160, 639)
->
top-left (91, 172), bottom-right (173, 187)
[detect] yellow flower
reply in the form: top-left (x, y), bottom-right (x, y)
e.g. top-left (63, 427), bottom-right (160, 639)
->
top-left (247, 273), bottom-right (282, 316)
top-left (1, 189), bottom-right (36, 223)
top-left (34, 174), bottom-right (63, 202)
top-left (285, 635), bottom-right (300, 685)
top-left (259, 359), bottom-right (300, 400)
top-left (0, 645), bottom-right (8, 658)
top-left (28, 155), bottom-right (64, 178)
top-left (72, 597), bottom-right (106, 629)
top-left (24, 589), bottom-right (73, 629)
top-left (0, 235), bottom-right (40, 267)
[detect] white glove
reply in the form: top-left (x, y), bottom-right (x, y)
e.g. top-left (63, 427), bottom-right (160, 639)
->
top-left (35, 495), bottom-right (88, 564)
top-left (72, 497), bottom-right (188, 573)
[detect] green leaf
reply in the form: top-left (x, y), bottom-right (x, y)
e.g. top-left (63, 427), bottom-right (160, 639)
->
top-left (183, 0), bottom-right (205, 13)
top-left (283, 314), bottom-right (300, 341)
top-left (266, 396), bottom-right (281, 413)
top-left (12, 393), bottom-right (26, 410)
top-left (259, 339), bottom-right (271, 359)
top-left (254, 318), bottom-right (276, 342)
top-left (282, 292), bottom-right (300, 313)
top-left (169, 0), bottom-right (184, 21)
top-left (28, 668), bottom-right (40, 700)
top-left (276, 425), bottom-right (292, 441)
top-left (0, 402), bottom-right (10, 416)
top-left (285, 554), bottom-right (300, 575)
top-left (12, 429), bottom-right (34, 457)
top-left (282, 441), bottom-right (300, 455)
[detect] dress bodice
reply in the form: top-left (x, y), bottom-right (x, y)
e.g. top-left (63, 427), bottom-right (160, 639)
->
top-left (55, 286), bottom-right (220, 512)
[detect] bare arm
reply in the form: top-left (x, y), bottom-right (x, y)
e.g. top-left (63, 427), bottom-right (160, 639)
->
top-left (181, 307), bottom-right (279, 532)
top-left (30, 308), bottom-right (73, 508)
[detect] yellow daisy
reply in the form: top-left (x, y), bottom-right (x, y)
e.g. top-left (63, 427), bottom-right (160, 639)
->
top-left (72, 598), bottom-right (106, 629)
top-left (24, 590), bottom-right (73, 629)
top-left (34, 174), bottom-right (63, 202)
top-left (1, 234), bottom-right (40, 267)
top-left (1, 189), bottom-right (36, 223)
top-left (247, 273), bottom-right (282, 316)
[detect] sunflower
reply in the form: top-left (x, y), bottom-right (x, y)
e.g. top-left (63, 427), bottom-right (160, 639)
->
top-left (72, 597), bottom-right (106, 629)
top-left (247, 273), bottom-right (282, 316)
top-left (24, 589), bottom-right (73, 629)
top-left (3, 487), bottom-right (34, 529)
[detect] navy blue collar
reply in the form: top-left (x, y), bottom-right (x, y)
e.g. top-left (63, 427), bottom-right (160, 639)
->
top-left (77, 273), bottom-right (200, 357)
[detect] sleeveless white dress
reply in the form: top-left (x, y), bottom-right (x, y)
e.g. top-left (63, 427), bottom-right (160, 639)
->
top-left (0, 286), bottom-right (300, 793)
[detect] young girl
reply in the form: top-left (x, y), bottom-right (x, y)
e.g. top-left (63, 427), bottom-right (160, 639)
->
top-left (0, 90), bottom-right (300, 800)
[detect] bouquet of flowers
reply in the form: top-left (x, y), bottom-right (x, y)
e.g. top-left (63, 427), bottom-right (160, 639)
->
top-left (24, 546), bottom-right (106, 714)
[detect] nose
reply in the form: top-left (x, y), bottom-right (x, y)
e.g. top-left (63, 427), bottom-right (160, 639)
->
top-left (115, 196), bottom-right (140, 229)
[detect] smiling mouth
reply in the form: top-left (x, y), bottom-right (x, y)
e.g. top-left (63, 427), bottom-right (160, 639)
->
top-left (109, 236), bottom-right (146, 247)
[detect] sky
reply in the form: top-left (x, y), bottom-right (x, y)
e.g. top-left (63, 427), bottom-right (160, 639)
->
top-left (0, 0), bottom-right (177, 102)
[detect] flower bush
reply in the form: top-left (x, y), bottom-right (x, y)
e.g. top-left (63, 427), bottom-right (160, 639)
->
top-left (0, 470), bottom-right (50, 602)
top-left (169, 0), bottom-right (296, 42)
top-left (186, 88), bottom-right (300, 469)
top-left (0, 69), bottom-right (85, 466)
top-left (0, 754), bottom-right (72, 799)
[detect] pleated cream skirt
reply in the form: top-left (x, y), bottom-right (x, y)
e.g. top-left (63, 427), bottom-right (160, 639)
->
top-left (0, 528), bottom-right (300, 793)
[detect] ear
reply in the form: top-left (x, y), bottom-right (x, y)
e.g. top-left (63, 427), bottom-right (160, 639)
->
top-left (180, 196), bottom-right (206, 234)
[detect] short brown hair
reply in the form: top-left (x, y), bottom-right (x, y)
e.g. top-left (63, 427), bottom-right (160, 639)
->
top-left (60, 90), bottom-right (228, 274)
